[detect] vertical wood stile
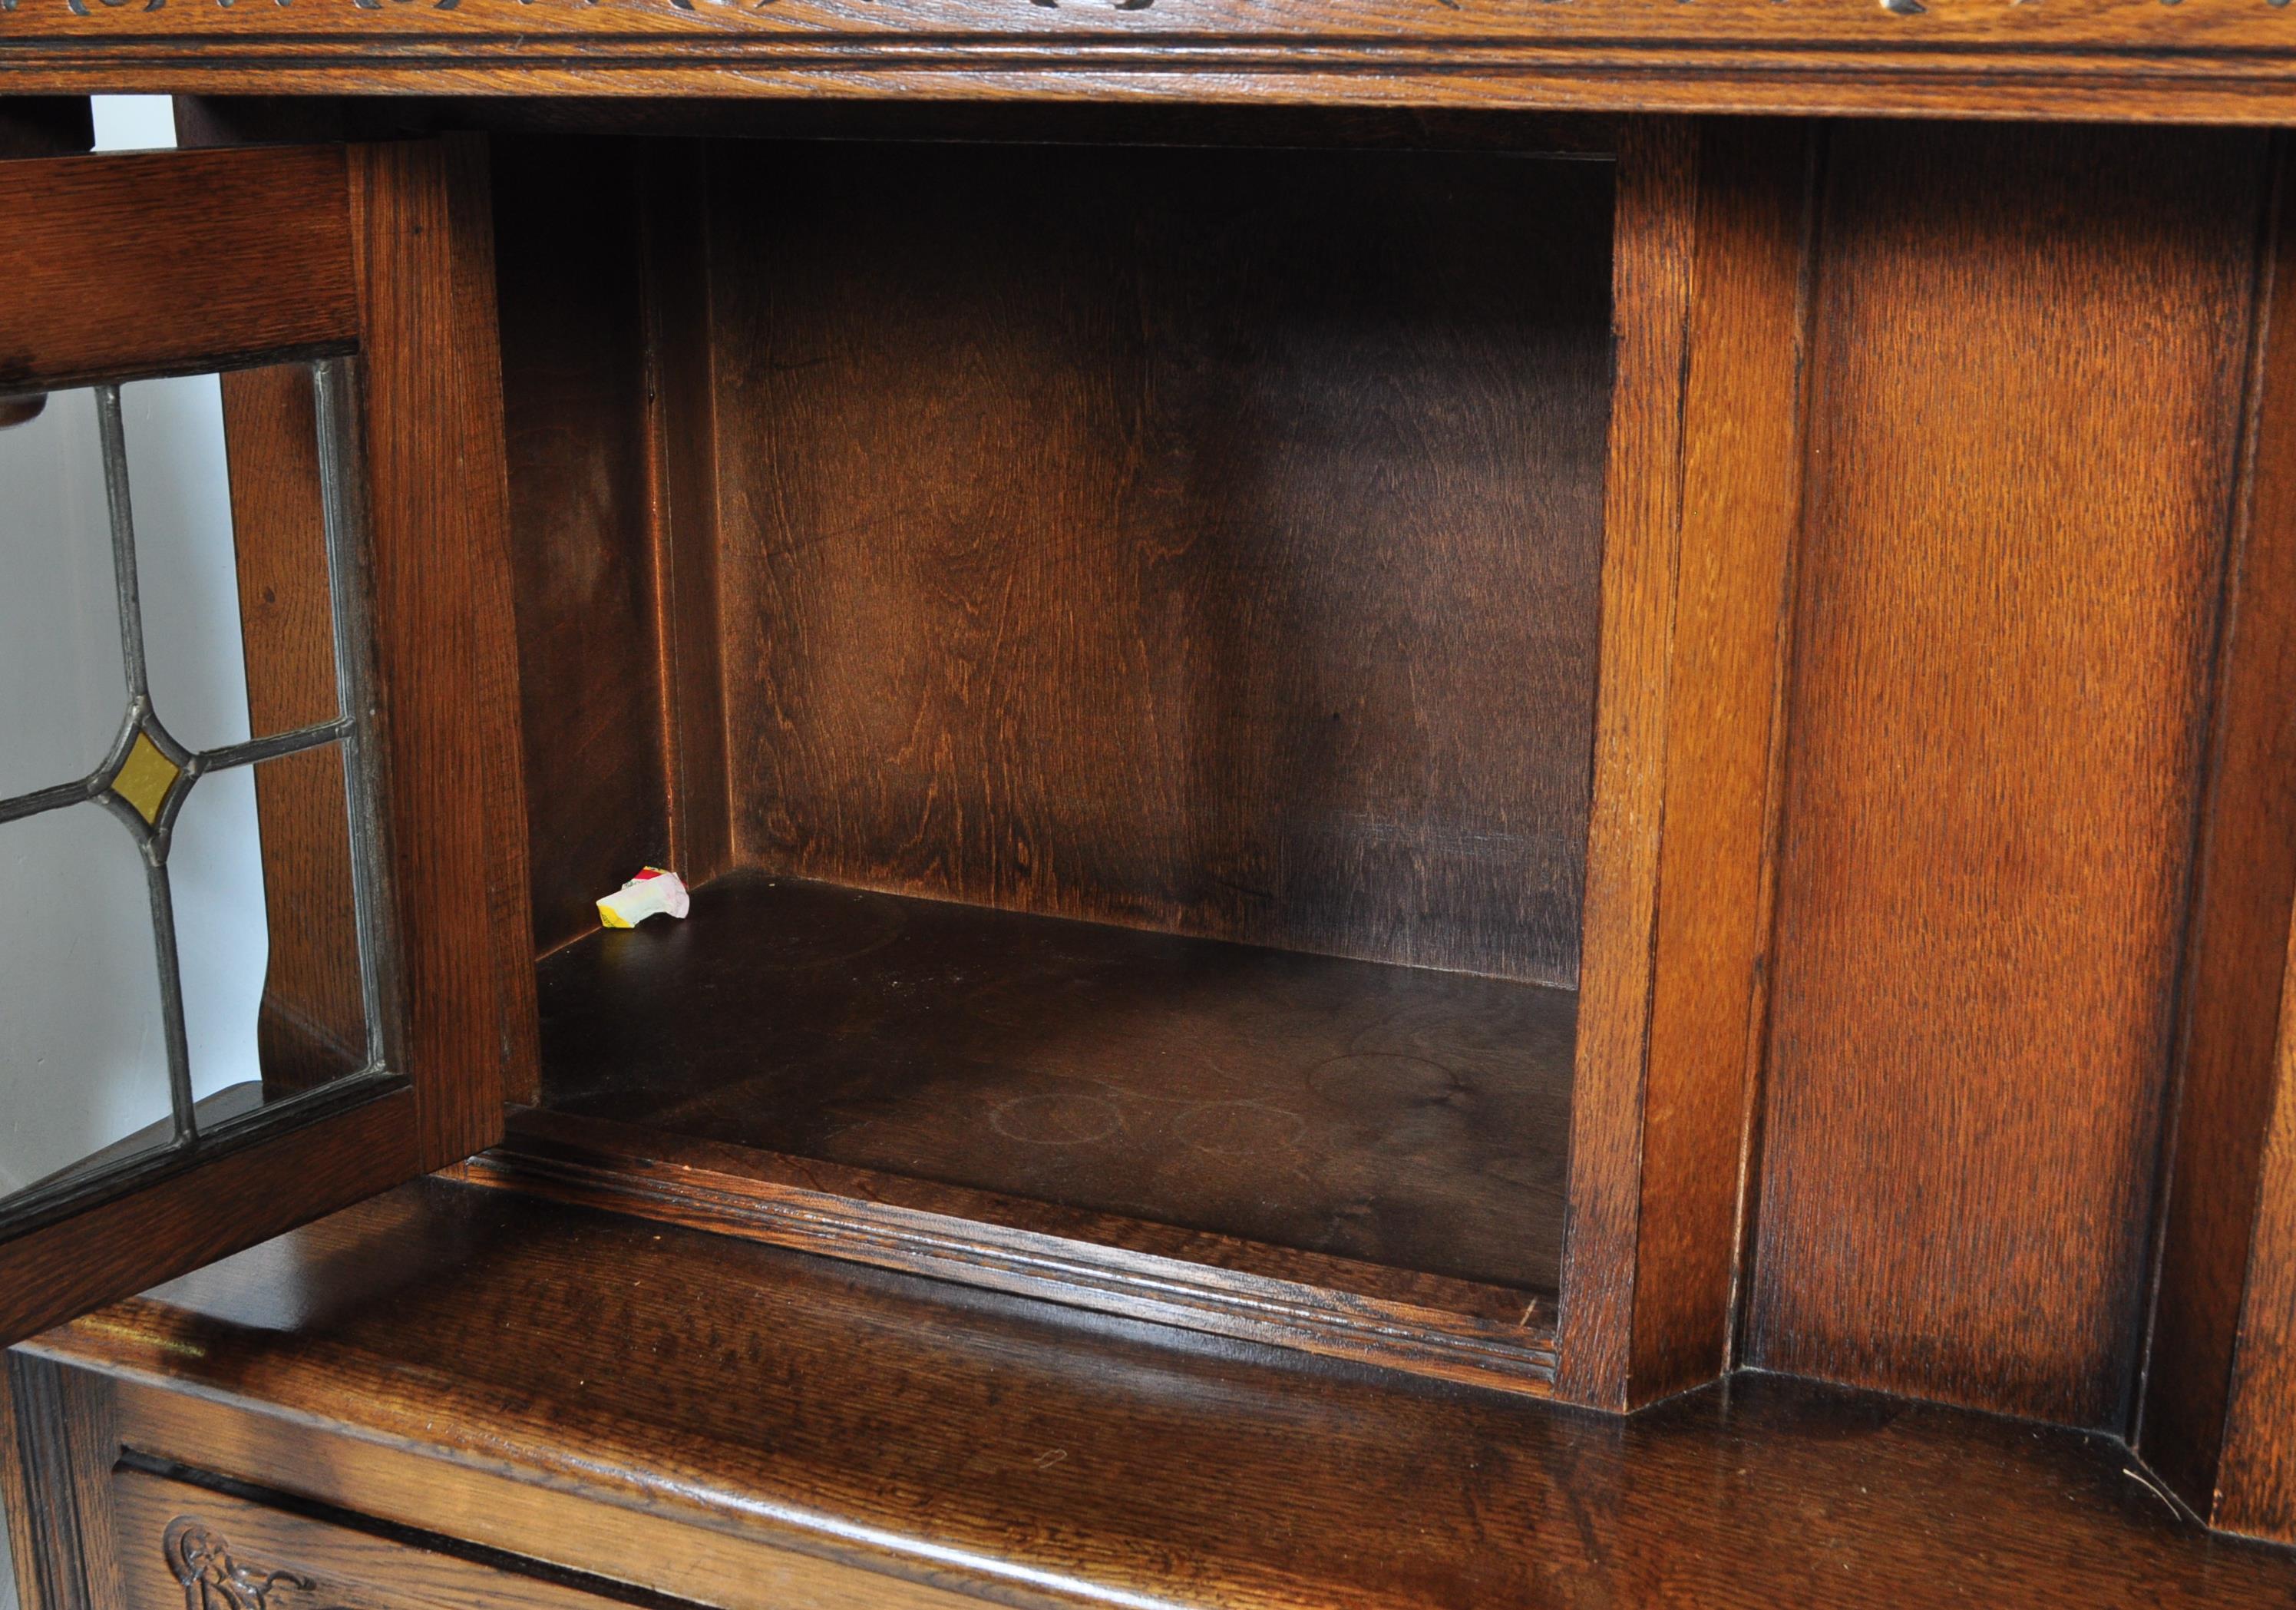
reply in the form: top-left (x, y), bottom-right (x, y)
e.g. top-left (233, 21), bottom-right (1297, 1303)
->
top-left (1555, 117), bottom-right (1816, 1409)
top-left (2143, 137), bottom-right (2296, 1544)
top-left (1554, 115), bottom-right (1696, 1409)
top-left (349, 137), bottom-right (540, 1131)
top-left (1634, 120), bottom-right (1819, 1403)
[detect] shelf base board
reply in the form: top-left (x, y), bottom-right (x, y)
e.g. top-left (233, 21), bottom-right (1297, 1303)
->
top-left (462, 1107), bottom-right (1559, 1396)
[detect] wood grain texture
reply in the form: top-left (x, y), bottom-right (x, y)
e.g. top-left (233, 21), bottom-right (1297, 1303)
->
top-left (0, 1367), bottom-right (35, 1610)
top-left (218, 365), bottom-right (367, 1096)
top-left (2138, 144), bottom-right (2296, 1532)
top-left (534, 871), bottom-right (1574, 1296)
top-left (1552, 116), bottom-right (1694, 1410)
top-left (640, 143), bottom-right (732, 891)
top-left (24, 1178), bottom-right (2296, 1609)
top-left (2, 1356), bottom-right (83, 1610)
top-left (2180, 200), bottom-right (2296, 1536)
top-left (0, 1089), bottom-right (416, 1348)
top-left (470, 1109), bottom-right (1559, 1393)
top-left (0, 139), bottom-right (529, 1350)
top-left (491, 137), bottom-right (671, 956)
top-left (1628, 118), bottom-right (1815, 1406)
top-left (1749, 122), bottom-right (2269, 1429)
top-left (0, 146), bottom-right (355, 395)
top-left (111, 1465), bottom-right (659, 1610)
top-left (713, 138), bottom-right (1611, 985)
top-left (2215, 970), bottom-right (2296, 1543)
top-left (351, 137), bottom-right (540, 1140)
top-left (107, 1382), bottom-right (994, 1610)
top-left (29, 2), bottom-right (2296, 124)
top-left (5, 1347), bottom-right (137, 1610)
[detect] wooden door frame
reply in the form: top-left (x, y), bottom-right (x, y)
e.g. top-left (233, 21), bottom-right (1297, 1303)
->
top-left (0, 137), bottom-right (534, 1345)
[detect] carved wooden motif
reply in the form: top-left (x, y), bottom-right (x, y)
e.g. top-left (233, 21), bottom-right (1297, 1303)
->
top-left (164, 1518), bottom-right (324, 1610)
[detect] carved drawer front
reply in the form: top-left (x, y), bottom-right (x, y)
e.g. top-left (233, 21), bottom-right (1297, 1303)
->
top-left (111, 1466), bottom-right (669, 1610)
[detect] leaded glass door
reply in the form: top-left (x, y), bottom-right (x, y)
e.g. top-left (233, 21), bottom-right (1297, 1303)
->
top-left (0, 136), bottom-right (535, 1346)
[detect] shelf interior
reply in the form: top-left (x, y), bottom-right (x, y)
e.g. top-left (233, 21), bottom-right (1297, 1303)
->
top-left (537, 871), bottom-right (1574, 1298)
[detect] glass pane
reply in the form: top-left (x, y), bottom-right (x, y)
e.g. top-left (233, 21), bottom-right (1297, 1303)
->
top-left (173, 744), bottom-right (368, 1103)
top-left (200, 366), bottom-right (342, 739)
top-left (0, 803), bottom-right (173, 1202)
top-left (121, 372), bottom-right (249, 755)
top-left (167, 761), bottom-right (270, 1107)
top-left (0, 387), bottom-right (127, 800)
top-left (0, 357), bottom-right (383, 1227)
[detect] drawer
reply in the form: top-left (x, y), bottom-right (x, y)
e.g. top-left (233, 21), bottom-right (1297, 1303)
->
top-left (112, 1465), bottom-right (674, 1610)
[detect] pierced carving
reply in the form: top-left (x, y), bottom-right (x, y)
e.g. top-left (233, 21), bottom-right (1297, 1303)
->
top-left (163, 1517), bottom-right (319, 1610)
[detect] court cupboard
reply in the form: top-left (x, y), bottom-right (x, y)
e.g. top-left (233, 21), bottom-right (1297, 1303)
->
top-left (6, 5), bottom-right (2296, 1603)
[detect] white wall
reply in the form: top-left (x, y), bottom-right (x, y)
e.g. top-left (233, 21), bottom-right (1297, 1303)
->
top-left (1, 95), bottom-right (273, 1610)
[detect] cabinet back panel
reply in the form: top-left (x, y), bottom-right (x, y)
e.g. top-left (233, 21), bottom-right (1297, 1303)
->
top-left (709, 143), bottom-right (1614, 985)
top-left (1749, 122), bottom-right (2267, 1428)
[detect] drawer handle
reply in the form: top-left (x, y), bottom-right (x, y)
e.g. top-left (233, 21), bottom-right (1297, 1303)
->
top-left (163, 1516), bottom-right (322, 1610)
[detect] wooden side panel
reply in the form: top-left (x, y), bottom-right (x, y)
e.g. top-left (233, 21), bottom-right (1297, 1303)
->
top-left (0, 147), bottom-right (355, 395)
top-left (2139, 149), bottom-right (2296, 1527)
top-left (491, 139), bottom-right (671, 955)
top-left (712, 140), bottom-right (1614, 985)
top-left (2215, 994), bottom-right (2296, 1541)
top-left (1749, 124), bottom-right (2267, 1427)
top-left (2, 1353), bottom-right (123, 1610)
top-left (2142, 149), bottom-right (2296, 1544)
top-left (352, 137), bottom-right (539, 1145)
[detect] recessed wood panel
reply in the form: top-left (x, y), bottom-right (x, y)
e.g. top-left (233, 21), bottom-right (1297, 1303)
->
top-left (491, 139), bottom-right (671, 955)
top-left (711, 141), bottom-right (1613, 985)
top-left (1749, 123), bottom-right (2268, 1427)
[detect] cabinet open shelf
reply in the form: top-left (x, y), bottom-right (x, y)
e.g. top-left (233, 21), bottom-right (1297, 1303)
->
top-left (531, 869), bottom-right (1575, 1302)
top-left (456, 113), bottom-right (1670, 1396)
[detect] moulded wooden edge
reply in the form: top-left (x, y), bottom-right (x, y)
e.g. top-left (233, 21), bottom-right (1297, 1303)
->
top-left (25, 50), bottom-right (2296, 127)
top-left (461, 1109), bottom-right (1560, 1395)
top-left (173, 94), bottom-right (1625, 158)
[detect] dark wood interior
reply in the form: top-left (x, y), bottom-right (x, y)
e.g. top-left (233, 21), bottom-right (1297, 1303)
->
top-left (707, 141), bottom-right (1612, 986)
top-left (19, 48), bottom-right (2296, 1591)
top-left (502, 130), bottom-right (1617, 1315)
top-left (537, 872), bottom-right (1575, 1294)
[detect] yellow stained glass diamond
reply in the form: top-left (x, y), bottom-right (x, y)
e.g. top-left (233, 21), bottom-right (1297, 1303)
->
top-left (110, 730), bottom-right (182, 826)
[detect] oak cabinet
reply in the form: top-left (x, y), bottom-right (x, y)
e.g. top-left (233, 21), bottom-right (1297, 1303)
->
top-left (7, 34), bottom-right (2296, 1603)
